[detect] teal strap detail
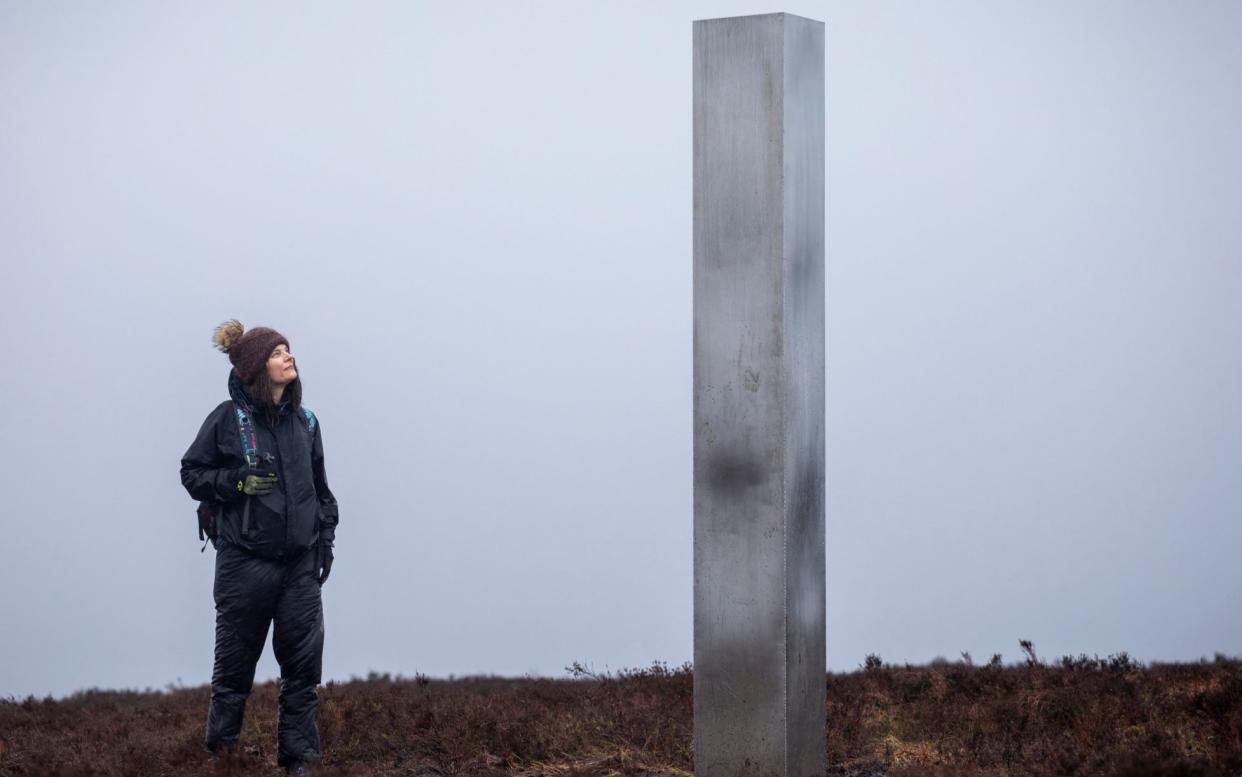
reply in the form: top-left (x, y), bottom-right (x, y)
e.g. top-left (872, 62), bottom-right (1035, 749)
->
top-left (234, 404), bottom-right (259, 469)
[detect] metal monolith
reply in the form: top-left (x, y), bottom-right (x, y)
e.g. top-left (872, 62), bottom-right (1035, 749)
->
top-left (693, 12), bottom-right (826, 777)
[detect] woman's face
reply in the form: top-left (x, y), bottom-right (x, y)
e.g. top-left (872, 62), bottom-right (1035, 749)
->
top-left (267, 344), bottom-right (298, 385)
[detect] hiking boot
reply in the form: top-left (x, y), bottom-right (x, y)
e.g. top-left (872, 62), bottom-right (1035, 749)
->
top-left (207, 741), bottom-right (238, 765)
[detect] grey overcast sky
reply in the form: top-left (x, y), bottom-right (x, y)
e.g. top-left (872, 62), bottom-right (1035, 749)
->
top-left (2, 1), bottom-right (1240, 700)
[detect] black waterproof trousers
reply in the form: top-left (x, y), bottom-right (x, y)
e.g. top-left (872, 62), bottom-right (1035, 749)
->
top-left (206, 542), bottom-right (324, 768)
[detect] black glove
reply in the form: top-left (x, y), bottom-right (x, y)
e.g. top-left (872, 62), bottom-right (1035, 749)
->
top-left (316, 543), bottom-right (334, 586)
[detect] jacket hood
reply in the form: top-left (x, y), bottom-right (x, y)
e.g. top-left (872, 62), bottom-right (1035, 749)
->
top-left (228, 367), bottom-right (293, 417)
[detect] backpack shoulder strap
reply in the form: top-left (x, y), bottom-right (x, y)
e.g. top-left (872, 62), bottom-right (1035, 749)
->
top-left (233, 400), bottom-right (260, 470)
top-left (302, 405), bottom-right (317, 435)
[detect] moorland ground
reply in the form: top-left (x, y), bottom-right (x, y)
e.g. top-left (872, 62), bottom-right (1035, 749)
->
top-left (2, 648), bottom-right (1239, 776)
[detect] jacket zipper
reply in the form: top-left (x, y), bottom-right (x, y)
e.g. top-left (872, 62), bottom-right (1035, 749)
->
top-left (277, 415), bottom-right (290, 552)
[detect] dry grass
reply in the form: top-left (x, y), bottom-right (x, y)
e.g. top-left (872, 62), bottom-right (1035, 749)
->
top-left (1, 649), bottom-right (1239, 776)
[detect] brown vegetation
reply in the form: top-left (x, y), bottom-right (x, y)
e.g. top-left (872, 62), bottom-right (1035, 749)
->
top-left (1, 648), bottom-right (1239, 776)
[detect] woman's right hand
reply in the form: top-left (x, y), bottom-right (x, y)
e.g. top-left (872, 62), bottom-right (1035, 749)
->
top-left (241, 473), bottom-right (278, 496)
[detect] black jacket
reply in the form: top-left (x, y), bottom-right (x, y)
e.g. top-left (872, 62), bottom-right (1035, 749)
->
top-left (181, 368), bottom-right (339, 559)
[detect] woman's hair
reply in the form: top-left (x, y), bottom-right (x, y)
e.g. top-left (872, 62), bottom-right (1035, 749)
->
top-left (246, 367), bottom-right (302, 426)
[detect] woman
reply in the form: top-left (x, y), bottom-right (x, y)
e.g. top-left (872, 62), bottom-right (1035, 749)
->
top-left (180, 319), bottom-right (339, 776)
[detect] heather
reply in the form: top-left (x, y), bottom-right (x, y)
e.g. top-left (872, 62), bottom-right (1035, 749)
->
top-left (2, 648), bottom-right (1239, 776)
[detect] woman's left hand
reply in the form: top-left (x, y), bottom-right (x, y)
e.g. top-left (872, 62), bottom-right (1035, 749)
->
top-left (317, 543), bottom-right (334, 586)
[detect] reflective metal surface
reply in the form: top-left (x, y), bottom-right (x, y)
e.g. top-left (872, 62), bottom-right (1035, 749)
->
top-left (693, 13), bottom-right (825, 777)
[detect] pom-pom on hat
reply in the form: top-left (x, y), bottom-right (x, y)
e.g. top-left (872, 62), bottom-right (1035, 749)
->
top-left (211, 319), bottom-right (290, 383)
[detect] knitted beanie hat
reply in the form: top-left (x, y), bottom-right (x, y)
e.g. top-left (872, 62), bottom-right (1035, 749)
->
top-left (210, 319), bottom-right (290, 383)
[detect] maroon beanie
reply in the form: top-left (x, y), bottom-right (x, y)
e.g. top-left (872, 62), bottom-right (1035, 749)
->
top-left (210, 319), bottom-right (291, 383)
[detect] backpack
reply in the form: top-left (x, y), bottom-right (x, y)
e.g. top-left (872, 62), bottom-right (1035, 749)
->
top-left (197, 403), bottom-right (317, 552)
